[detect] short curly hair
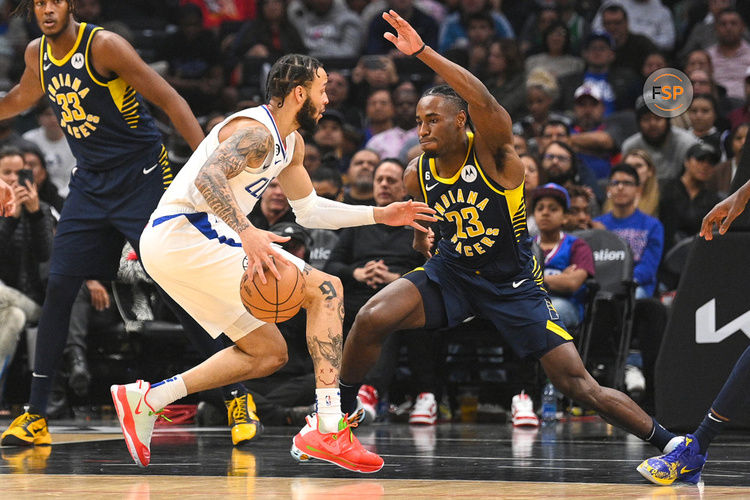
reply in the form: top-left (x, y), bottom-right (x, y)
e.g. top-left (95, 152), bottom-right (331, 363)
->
top-left (13, 0), bottom-right (77, 20)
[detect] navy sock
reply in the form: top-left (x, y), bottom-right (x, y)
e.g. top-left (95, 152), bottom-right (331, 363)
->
top-left (693, 345), bottom-right (750, 454)
top-left (30, 273), bottom-right (85, 414)
top-left (28, 375), bottom-right (52, 416)
top-left (646, 417), bottom-right (677, 451)
top-left (693, 410), bottom-right (726, 455)
top-left (221, 383), bottom-right (247, 401)
top-left (340, 380), bottom-right (360, 415)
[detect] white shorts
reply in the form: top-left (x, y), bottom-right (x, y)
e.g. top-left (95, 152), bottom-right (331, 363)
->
top-left (139, 212), bottom-right (306, 342)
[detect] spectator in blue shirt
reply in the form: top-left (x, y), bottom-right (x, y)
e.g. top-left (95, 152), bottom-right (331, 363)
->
top-left (595, 163), bottom-right (664, 298)
top-left (438, 0), bottom-right (514, 53)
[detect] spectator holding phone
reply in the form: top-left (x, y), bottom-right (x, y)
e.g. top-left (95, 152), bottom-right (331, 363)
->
top-left (0, 146), bottom-right (54, 401)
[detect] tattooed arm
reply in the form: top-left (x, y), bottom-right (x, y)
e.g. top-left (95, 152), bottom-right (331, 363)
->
top-left (194, 122), bottom-right (290, 281)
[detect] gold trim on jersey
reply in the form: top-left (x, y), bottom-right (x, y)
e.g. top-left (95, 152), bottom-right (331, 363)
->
top-left (428, 131), bottom-right (475, 184)
top-left (547, 320), bottom-right (572, 341)
top-left (105, 76), bottom-right (141, 128)
top-left (403, 266), bottom-right (425, 276)
top-left (417, 154), bottom-right (428, 202)
top-left (158, 145), bottom-right (173, 190)
top-left (45, 22), bottom-right (87, 66)
top-left (84, 26), bottom-right (108, 87)
top-left (474, 158), bottom-right (505, 196)
top-left (531, 255), bottom-right (545, 288)
top-left (505, 181), bottom-right (527, 243)
top-left (38, 39), bottom-right (44, 89)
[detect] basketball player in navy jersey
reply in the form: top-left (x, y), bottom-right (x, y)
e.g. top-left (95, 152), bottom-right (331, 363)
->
top-left (0, 0), bottom-right (258, 448)
top-left (108, 53), bottom-right (433, 470)
top-left (339, 10), bottom-right (681, 460)
top-left (636, 181), bottom-right (750, 485)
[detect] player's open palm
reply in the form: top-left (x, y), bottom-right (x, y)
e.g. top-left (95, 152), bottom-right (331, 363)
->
top-left (700, 190), bottom-right (749, 240)
top-left (376, 199), bottom-right (436, 232)
top-left (382, 10), bottom-right (425, 56)
top-left (239, 227), bottom-right (290, 284)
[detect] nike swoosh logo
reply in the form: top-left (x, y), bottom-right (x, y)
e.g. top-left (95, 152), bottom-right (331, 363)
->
top-left (142, 163), bottom-right (159, 175)
top-left (43, 63), bottom-right (52, 70)
top-left (425, 183), bottom-right (439, 191)
top-left (707, 413), bottom-right (723, 423)
top-left (680, 466), bottom-right (698, 474)
top-left (135, 397), bottom-right (144, 415)
top-left (512, 279), bottom-right (529, 288)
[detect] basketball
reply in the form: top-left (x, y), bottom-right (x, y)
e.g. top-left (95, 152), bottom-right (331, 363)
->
top-left (239, 260), bottom-right (306, 323)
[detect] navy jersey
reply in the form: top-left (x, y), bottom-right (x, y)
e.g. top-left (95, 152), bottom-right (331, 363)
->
top-left (39, 23), bottom-right (162, 171)
top-left (417, 131), bottom-right (537, 280)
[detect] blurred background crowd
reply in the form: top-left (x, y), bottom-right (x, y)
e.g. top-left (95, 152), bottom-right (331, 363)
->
top-left (1, 0), bottom-right (750, 428)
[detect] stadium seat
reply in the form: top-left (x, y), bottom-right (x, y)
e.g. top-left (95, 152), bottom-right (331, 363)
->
top-left (574, 229), bottom-right (636, 391)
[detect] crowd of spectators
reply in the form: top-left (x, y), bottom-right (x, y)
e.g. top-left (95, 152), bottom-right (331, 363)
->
top-left (2, 0), bottom-right (750, 422)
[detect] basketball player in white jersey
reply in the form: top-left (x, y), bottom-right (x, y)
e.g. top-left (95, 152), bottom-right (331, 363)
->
top-left (109, 54), bottom-right (434, 472)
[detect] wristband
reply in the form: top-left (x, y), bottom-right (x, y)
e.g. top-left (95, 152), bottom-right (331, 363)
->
top-left (411, 43), bottom-right (426, 57)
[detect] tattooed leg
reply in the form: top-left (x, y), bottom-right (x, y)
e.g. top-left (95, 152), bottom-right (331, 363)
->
top-left (301, 265), bottom-right (344, 389)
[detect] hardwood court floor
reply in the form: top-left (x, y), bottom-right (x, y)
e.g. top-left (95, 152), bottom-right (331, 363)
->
top-left (1, 418), bottom-right (749, 498)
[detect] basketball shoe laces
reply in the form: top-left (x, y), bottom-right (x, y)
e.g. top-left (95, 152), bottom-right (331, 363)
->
top-left (659, 440), bottom-right (689, 474)
top-left (149, 409), bottom-right (172, 423)
top-left (338, 413), bottom-right (360, 442)
top-left (16, 412), bottom-right (42, 428)
top-left (231, 394), bottom-right (249, 424)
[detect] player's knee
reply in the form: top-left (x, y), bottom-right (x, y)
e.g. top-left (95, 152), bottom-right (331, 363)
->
top-left (352, 296), bottom-right (389, 339)
top-left (304, 269), bottom-right (343, 302)
top-left (265, 332), bottom-right (288, 372)
top-left (269, 345), bottom-right (288, 372)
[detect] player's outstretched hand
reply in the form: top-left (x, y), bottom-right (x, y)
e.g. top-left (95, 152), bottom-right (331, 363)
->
top-left (700, 189), bottom-right (750, 240)
top-left (382, 9), bottom-right (425, 56)
top-left (0, 178), bottom-right (15, 216)
top-left (239, 226), bottom-right (290, 284)
top-left (375, 199), bottom-right (436, 232)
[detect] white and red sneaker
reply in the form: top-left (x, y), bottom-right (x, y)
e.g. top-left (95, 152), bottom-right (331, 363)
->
top-left (111, 380), bottom-right (165, 467)
top-left (290, 414), bottom-right (384, 473)
top-left (511, 391), bottom-right (539, 428)
top-left (409, 392), bottom-right (437, 425)
top-left (356, 384), bottom-right (378, 423)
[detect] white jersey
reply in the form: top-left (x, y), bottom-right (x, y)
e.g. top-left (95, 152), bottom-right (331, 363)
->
top-left (153, 104), bottom-right (296, 218)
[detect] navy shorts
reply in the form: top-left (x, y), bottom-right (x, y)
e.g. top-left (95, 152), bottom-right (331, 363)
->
top-left (402, 253), bottom-right (572, 360)
top-left (49, 143), bottom-right (172, 279)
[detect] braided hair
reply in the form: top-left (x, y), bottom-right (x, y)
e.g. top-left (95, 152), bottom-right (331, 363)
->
top-left (266, 54), bottom-right (323, 107)
top-left (421, 84), bottom-right (472, 129)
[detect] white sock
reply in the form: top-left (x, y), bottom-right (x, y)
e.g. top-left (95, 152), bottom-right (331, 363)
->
top-left (146, 375), bottom-right (187, 410)
top-left (316, 388), bottom-right (342, 433)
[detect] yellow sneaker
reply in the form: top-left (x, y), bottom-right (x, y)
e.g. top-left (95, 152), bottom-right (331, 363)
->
top-left (225, 390), bottom-right (262, 446)
top-left (228, 447), bottom-right (257, 476)
top-left (1, 445), bottom-right (52, 473)
top-left (1, 409), bottom-right (52, 446)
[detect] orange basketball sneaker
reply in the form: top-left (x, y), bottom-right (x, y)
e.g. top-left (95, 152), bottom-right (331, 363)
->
top-left (290, 414), bottom-right (384, 473)
top-left (111, 380), bottom-right (167, 467)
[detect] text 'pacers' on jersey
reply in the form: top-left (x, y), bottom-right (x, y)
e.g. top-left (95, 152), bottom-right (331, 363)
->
top-left (40, 23), bottom-right (162, 171)
top-left (418, 130), bottom-right (534, 279)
